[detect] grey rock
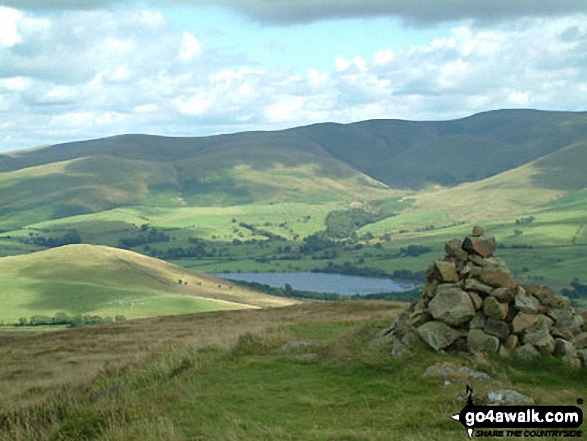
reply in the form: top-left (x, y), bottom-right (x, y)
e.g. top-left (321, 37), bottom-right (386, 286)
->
top-left (428, 285), bottom-right (476, 326)
top-left (445, 239), bottom-right (461, 257)
top-left (422, 281), bottom-right (438, 299)
top-left (516, 344), bottom-right (540, 361)
top-left (523, 329), bottom-right (556, 355)
top-left (504, 334), bottom-right (519, 350)
top-left (481, 267), bottom-right (517, 289)
top-left (391, 339), bottom-right (410, 357)
top-left (554, 338), bottom-right (577, 358)
top-left (468, 329), bottom-right (500, 353)
top-left (469, 313), bottom-right (486, 329)
top-left (465, 278), bottom-right (494, 295)
top-left (462, 234), bottom-right (496, 258)
top-left (484, 318), bottom-right (511, 340)
top-left (424, 363), bottom-right (492, 382)
top-left (487, 390), bottom-right (534, 406)
top-left (514, 293), bottom-right (541, 314)
top-left (527, 285), bottom-right (569, 309)
top-left (417, 321), bottom-right (460, 352)
top-left (434, 260), bottom-right (460, 283)
top-left (548, 306), bottom-right (584, 334)
top-left (512, 312), bottom-right (545, 334)
top-left (484, 296), bottom-right (509, 320)
top-left (472, 226), bottom-right (485, 236)
top-left (575, 332), bottom-right (587, 350)
top-left (577, 349), bottom-right (587, 367)
top-left (490, 288), bottom-right (515, 304)
top-left (468, 291), bottom-right (484, 310)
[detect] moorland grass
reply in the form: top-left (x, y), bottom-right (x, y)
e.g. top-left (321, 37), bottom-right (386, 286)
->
top-left (0, 301), bottom-right (584, 441)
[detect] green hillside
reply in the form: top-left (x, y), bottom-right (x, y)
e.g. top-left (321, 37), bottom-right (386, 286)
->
top-left (0, 244), bottom-right (295, 324)
top-left (0, 141), bottom-right (392, 230)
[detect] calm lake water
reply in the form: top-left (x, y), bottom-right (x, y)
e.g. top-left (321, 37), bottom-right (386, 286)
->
top-left (214, 272), bottom-right (414, 295)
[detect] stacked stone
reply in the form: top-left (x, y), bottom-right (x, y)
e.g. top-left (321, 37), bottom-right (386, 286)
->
top-left (386, 227), bottom-right (587, 367)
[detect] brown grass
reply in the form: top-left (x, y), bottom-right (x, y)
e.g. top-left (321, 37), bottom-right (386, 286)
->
top-left (0, 301), bottom-right (406, 409)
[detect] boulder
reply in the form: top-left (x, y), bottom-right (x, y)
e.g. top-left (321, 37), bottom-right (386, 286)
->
top-left (444, 239), bottom-right (461, 257)
top-left (575, 332), bottom-right (587, 350)
top-left (462, 235), bottom-right (496, 258)
top-left (481, 267), bottom-right (517, 289)
top-left (484, 318), bottom-right (510, 340)
top-left (490, 287), bottom-right (515, 304)
top-left (548, 306), bottom-right (584, 334)
top-left (434, 260), bottom-right (459, 283)
top-left (468, 329), bottom-right (500, 353)
top-left (514, 292), bottom-right (541, 314)
top-left (424, 363), bottom-right (492, 382)
top-left (484, 297), bottom-right (508, 321)
top-left (554, 338), bottom-right (577, 358)
top-left (487, 390), bottom-right (534, 406)
top-left (504, 334), bottom-right (519, 351)
top-left (516, 344), bottom-right (541, 361)
top-left (469, 313), bottom-right (486, 329)
top-left (428, 285), bottom-right (476, 326)
top-left (512, 313), bottom-right (541, 334)
top-left (468, 292), bottom-right (484, 310)
top-left (523, 329), bottom-right (556, 355)
top-left (527, 285), bottom-right (569, 309)
top-left (465, 278), bottom-right (494, 295)
top-left (417, 321), bottom-right (460, 351)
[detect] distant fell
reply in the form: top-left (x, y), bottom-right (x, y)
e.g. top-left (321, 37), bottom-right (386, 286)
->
top-left (1, 109), bottom-right (587, 229)
top-left (3, 109), bottom-right (587, 190)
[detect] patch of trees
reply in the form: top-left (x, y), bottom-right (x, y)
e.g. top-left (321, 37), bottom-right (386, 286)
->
top-left (13, 312), bottom-right (126, 328)
top-left (311, 262), bottom-right (425, 282)
top-left (398, 245), bottom-right (431, 257)
top-left (226, 280), bottom-right (420, 302)
top-left (22, 230), bottom-right (82, 248)
top-left (561, 280), bottom-right (587, 299)
top-left (301, 232), bottom-right (336, 252)
top-left (118, 227), bottom-right (170, 249)
top-left (324, 207), bottom-right (392, 238)
top-left (238, 222), bottom-right (286, 241)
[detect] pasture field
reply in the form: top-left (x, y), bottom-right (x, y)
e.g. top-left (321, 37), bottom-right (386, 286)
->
top-left (0, 245), bottom-right (295, 325)
top-left (0, 301), bottom-right (585, 441)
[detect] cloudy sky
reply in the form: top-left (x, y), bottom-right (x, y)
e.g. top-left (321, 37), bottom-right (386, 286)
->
top-left (1, 1), bottom-right (587, 152)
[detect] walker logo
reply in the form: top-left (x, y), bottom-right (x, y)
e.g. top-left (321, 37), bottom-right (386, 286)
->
top-left (451, 386), bottom-right (584, 438)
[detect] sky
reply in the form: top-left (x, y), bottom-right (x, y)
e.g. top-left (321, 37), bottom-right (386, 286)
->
top-left (1, 1), bottom-right (587, 152)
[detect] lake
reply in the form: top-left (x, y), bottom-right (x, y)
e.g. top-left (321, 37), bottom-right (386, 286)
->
top-left (214, 272), bottom-right (414, 295)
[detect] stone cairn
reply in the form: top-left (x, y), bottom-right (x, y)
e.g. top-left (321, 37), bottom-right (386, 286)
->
top-left (385, 227), bottom-right (587, 368)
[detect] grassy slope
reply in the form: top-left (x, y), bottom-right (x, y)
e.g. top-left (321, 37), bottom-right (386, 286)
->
top-left (0, 302), bottom-right (584, 440)
top-left (0, 244), bottom-right (295, 323)
top-left (411, 140), bottom-right (587, 222)
top-left (0, 153), bottom-right (393, 231)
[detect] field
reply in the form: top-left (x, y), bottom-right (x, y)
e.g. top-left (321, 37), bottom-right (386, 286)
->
top-left (1, 302), bottom-right (585, 440)
top-left (0, 245), bottom-right (295, 325)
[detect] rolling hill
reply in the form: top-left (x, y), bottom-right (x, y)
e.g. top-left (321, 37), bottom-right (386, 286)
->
top-left (1, 109), bottom-right (587, 231)
top-left (0, 244), bottom-right (295, 324)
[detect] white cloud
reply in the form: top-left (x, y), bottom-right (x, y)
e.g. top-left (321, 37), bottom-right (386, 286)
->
top-left (0, 7), bottom-right (23, 47)
top-left (1, 8), bottom-right (587, 152)
top-left (179, 33), bottom-right (202, 61)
